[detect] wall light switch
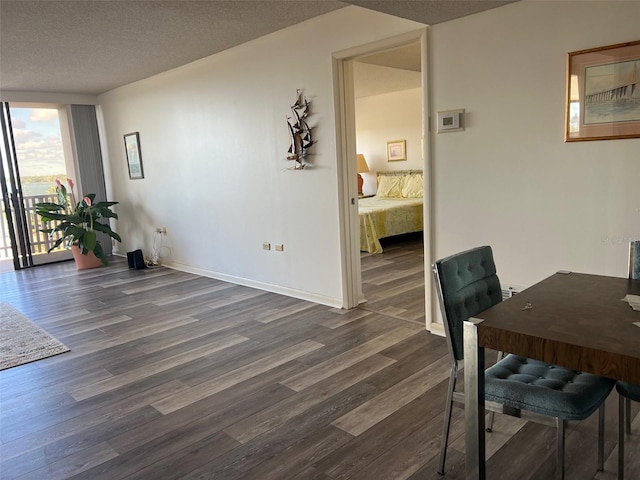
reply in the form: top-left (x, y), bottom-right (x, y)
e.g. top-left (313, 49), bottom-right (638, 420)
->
top-left (275, 244), bottom-right (284, 252)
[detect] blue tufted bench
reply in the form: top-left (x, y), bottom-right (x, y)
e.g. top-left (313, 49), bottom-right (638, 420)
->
top-left (485, 355), bottom-right (613, 421)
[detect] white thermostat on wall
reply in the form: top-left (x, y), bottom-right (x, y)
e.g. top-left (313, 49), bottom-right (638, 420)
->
top-left (437, 109), bottom-right (465, 133)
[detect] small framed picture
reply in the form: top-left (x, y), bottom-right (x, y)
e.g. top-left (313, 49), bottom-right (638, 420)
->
top-left (565, 40), bottom-right (640, 142)
top-left (386, 140), bottom-right (406, 162)
top-left (124, 132), bottom-right (144, 179)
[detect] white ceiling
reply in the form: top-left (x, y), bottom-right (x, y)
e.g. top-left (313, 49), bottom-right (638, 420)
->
top-left (0, 0), bottom-right (516, 96)
top-left (354, 42), bottom-right (422, 98)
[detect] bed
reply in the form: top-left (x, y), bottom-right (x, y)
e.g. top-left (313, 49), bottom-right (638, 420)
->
top-left (359, 170), bottom-right (424, 254)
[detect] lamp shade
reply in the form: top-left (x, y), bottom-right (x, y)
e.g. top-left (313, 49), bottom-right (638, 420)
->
top-left (356, 154), bottom-right (369, 173)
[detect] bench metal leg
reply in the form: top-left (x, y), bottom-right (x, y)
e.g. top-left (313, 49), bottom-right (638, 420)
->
top-left (598, 403), bottom-right (605, 471)
top-left (619, 393), bottom-right (625, 480)
top-left (557, 418), bottom-right (565, 480)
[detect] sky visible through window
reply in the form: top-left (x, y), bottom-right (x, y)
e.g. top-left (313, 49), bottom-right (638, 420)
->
top-left (10, 107), bottom-right (65, 177)
top-left (10, 107), bottom-right (67, 195)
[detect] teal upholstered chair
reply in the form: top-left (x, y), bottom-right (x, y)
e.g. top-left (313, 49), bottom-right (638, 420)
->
top-left (432, 246), bottom-right (615, 480)
top-left (617, 381), bottom-right (640, 479)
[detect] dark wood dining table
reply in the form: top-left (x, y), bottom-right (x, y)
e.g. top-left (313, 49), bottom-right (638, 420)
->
top-left (463, 271), bottom-right (640, 479)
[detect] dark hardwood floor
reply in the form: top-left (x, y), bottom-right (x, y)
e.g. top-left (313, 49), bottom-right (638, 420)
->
top-left (360, 233), bottom-right (426, 326)
top-left (0, 239), bottom-right (637, 479)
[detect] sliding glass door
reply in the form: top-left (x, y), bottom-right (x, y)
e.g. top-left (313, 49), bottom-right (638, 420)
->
top-left (0, 102), bottom-right (73, 271)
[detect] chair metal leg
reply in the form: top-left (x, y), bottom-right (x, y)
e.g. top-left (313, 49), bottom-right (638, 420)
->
top-left (486, 411), bottom-right (496, 432)
top-left (619, 393), bottom-right (625, 480)
top-left (556, 418), bottom-right (565, 480)
top-left (598, 403), bottom-right (605, 471)
top-left (625, 397), bottom-right (631, 434)
top-left (438, 367), bottom-right (457, 475)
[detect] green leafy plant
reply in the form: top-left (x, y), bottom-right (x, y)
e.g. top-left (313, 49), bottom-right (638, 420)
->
top-left (35, 178), bottom-right (121, 266)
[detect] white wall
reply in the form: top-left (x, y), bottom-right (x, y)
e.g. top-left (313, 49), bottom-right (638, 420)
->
top-left (430, 0), bottom-right (640, 290)
top-left (97, 7), bottom-right (424, 307)
top-left (356, 88), bottom-right (423, 196)
top-left (95, 0), bottom-right (639, 319)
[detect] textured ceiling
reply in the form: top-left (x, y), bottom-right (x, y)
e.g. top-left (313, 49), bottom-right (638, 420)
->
top-left (358, 42), bottom-right (422, 72)
top-left (346, 0), bottom-right (516, 25)
top-left (0, 0), bottom-right (517, 96)
top-left (0, 1), bottom-right (346, 95)
top-left (354, 42), bottom-right (421, 98)
top-left (354, 62), bottom-right (421, 99)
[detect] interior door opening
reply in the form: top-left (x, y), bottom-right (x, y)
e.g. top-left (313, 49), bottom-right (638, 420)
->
top-left (353, 42), bottom-right (425, 325)
top-left (333, 28), bottom-right (434, 331)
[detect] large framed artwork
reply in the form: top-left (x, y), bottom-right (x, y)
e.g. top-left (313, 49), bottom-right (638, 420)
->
top-left (565, 40), bottom-right (640, 142)
top-left (124, 132), bottom-right (144, 179)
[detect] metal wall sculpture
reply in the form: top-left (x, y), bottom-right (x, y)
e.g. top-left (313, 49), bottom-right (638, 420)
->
top-left (286, 90), bottom-right (315, 170)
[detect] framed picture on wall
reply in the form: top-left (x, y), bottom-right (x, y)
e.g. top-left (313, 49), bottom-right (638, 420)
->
top-left (386, 140), bottom-right (406, 161)
top-left (565, 40), bottom-right (640, 142)
top-left (124, 132), bottom-right (144, 179)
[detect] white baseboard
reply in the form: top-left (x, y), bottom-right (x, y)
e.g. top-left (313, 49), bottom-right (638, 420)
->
top-left (160, 260), bottom-right (344, 309)
top-left (429, 321), bottom-right (445, 337)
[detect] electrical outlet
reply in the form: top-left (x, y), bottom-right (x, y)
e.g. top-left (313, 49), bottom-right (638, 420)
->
top-left (263, 242), bottom-right (271, 251)
top-left (275, 244), bottom-right (284, 252)
top-left (155, 227), bottom-right (162, 234)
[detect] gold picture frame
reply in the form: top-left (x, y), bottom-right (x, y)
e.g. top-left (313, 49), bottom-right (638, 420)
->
top-left (386, 140), bottom-right (406, 161)
top-left (565, 40), bottom-right (640, 142)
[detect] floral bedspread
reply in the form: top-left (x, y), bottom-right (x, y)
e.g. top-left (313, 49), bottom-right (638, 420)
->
top-left (358, 197), bottom-right (423, 254)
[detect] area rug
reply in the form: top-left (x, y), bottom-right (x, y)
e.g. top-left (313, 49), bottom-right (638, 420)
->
top-left (0, 303), bottom-right (70, 370)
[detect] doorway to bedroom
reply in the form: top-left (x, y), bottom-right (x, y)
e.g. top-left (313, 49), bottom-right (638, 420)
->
top-left (353, 41), bottom-right (426, 326)
top-left (333, 29), bottom-right (432, 330)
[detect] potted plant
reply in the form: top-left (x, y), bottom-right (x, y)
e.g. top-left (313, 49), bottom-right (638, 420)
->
top-left (35, 178), bottom-right (121, 268)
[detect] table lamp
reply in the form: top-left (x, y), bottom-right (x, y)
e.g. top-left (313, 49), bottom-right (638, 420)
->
top-left (356, 153), bottom-right (369, 195)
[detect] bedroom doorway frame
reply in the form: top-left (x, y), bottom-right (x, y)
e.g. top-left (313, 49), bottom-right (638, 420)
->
top-left (332, 27), bottom-right (439, 333)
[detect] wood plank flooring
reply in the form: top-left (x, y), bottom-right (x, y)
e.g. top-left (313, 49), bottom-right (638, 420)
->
top-left (0, 237), bottom-right (638, 479)
top-left (360, 233), bottom-right (426, 326)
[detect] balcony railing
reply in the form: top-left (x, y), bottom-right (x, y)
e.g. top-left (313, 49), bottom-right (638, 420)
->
top-left (0, 194), bottom-right (67, 260)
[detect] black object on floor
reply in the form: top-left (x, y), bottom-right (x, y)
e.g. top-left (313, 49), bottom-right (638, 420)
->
top-left (127, 249), bottom-right (146, 269)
